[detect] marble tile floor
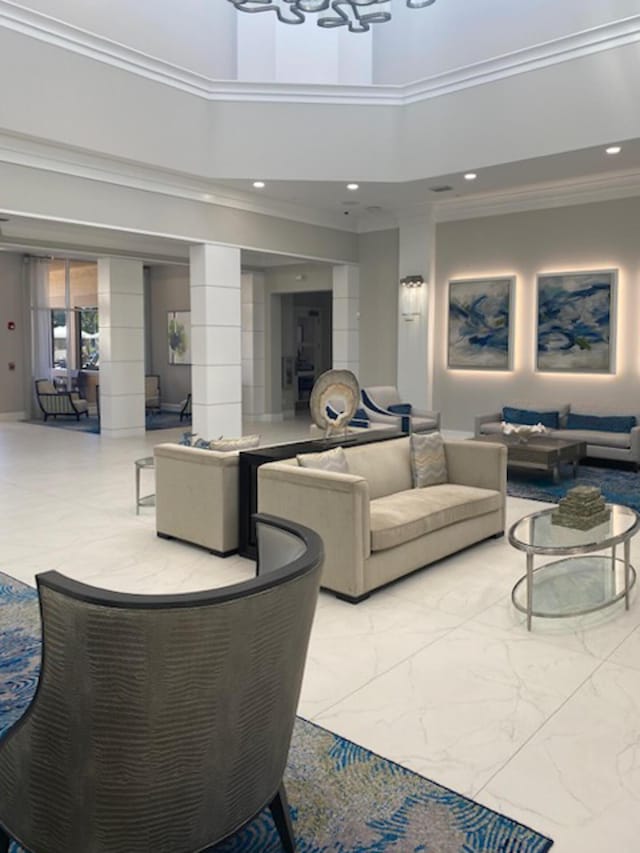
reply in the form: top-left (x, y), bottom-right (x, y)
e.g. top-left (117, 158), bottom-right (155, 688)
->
top-left (2, 418), bottom-right (640, 851)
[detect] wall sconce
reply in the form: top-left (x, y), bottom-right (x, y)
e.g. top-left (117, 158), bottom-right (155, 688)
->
top-left (400, 275), bottom-right (425, 321)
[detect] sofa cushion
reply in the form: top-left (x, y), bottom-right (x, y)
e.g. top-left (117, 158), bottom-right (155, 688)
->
top-left (503, 406), bottom-right (559, 429)
top-left (550, 429), bottom-right (631, 449)
top-left (370, 484), bottom-right (502, 552)
top-left (411, 432), bottom-right (448, 487)
top-left (297, 446), bottom-right (349, 473)
top-left (345, 437), bottom-right (413, 499)
top-left (565, 413), bottom-right (636, 434)
top-left (478, 421), bottom-right (504, 435)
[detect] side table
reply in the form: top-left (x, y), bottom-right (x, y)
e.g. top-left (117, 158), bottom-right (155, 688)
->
top-left (135, 456), bottom-right (155, 514)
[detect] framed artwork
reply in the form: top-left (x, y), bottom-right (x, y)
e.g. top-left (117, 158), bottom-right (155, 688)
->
top-left (536, 270), bottom-right (616, 372)
top-left (448, 277), bottom-right (514, 370)
top-left (168, 311), bottom-right (191, 365)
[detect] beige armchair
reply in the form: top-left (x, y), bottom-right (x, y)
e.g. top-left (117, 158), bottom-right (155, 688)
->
top-left (155, 443), bottom-right (240, 556)
top-left (35, 379), bottom-right (89, 421)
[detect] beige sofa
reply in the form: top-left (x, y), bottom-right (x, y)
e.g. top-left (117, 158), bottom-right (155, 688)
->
top-left (154, 443), bottom-right (240, 556)
top-left (258, 436), bottom-right (506, 602)
top-left (475, 404), bottom-right (640, 468)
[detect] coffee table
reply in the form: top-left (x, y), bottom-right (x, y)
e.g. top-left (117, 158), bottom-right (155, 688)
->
top-left (509, 503), bottom-right (640, 630)
top-left (472, 434), bottom-right (586, 482)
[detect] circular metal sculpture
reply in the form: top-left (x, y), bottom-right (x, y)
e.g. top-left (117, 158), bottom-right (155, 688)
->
top-left (309, 369), bottom-right (360, 437)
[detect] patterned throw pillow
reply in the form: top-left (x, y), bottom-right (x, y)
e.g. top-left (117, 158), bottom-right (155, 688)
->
top-left (410, 432), bottom-right (448, 488)
top-left (209, 435), bottom-right (260, 451)
top-left (297, 446), bottom-right (349, 473)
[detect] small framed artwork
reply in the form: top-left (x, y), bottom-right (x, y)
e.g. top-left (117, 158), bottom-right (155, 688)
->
top-left (536, 270), bottom-right (616, 372)
top-left (448, 277), bottom-right (514, 370)
top-left (168, 311), bottom-right (191, 365)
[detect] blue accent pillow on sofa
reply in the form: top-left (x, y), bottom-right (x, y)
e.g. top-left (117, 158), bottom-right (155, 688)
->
top-left (502, 406), bottom-right (559, 429)
top-left (566, 413), bottom-right (636, 433)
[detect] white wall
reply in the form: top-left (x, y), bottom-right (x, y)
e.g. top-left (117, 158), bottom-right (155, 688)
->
top-left (434, 195), bottom-right (640, 431)
top-left (0, 253), bottom-right (26, 415)
top-left (374, 0), bottom-right (640, 84)
top-left (358, 229), bottom-right (398, 387)
top-left (19, 0), bottom-right (237, 79)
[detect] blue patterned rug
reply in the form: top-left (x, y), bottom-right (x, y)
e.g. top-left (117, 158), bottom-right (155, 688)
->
top-left (27, 409), bottom-right (187, 435)
top-left (0, 574), bottom-right (552, 852)
top-left (507, 462), bottom-right (640, 512)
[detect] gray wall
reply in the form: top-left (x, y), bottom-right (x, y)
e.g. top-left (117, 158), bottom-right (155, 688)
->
top-left (434, 196), bottom-right (640, 431)
top-left (148, 265), bottom-right (191, 406)
top-left (358, 229), bottom-right (399, 387)
top-left (0, 253), bottom-right (26, 415)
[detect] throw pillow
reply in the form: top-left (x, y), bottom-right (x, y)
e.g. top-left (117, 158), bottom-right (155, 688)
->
top-left (209, 435), bottom-right (261, 451)
top-left (502, 406), bottom-right (559, 430)
top-left (411, 432), bottom-right (448, 488)
top-left (566, 413), bottom-right (636, 434)
top-left (297, 446), bottom-right (350, 473)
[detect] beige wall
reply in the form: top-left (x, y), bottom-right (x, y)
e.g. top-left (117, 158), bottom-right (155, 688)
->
top-left (148, 265), bottom-right (191, 406)
top-left (0, 253), bottom-right (27, 415)
top-left (358, 229), bottom-right (399, 387)
top-left (434, 196), bottom-right (640, 431)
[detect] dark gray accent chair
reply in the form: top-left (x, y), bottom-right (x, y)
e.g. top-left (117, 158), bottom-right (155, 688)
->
top-left (0, 514), bottom-right (323, 853)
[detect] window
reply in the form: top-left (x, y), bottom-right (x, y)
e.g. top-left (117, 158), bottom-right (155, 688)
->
top-left (77, 307), bottom-right (99, 370)
top-left (51, 309), bottom-right (68, 368)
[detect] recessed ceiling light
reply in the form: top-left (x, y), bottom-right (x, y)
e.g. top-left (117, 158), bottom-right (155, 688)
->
top-left (464, 173), bottom-right (478, 181)
top-left (253, 181), bottom-right (265, 188)
top-left (606, 146), bottom-right (621, 155)
top-left (347, 183), bottom-right (359, 191)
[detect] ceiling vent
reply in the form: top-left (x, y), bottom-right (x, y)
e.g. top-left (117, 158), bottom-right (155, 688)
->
top-left (429, 185), bottom-right (453, 193)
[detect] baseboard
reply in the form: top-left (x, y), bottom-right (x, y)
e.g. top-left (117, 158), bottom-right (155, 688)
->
top-left (0, 411), bottom-right (26, 422)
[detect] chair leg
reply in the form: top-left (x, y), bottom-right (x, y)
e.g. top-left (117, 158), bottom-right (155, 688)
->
top-left (269, 783), bottom-right (295, 853)
top-left (0, 826), bottom-right (11, 852)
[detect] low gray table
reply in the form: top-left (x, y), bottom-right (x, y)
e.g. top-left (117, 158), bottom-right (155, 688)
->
top-left (472, 434), bottom-right (586, 482)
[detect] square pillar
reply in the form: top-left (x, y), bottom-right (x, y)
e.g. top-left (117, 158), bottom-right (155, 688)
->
top-left (190, 244), bottom-right (242, 439)
top-left (333, 265), bottom-right (359, 378)
top-left (241, 272), bottom-right (266, 418)
top-left (97, 258), bottom-right (145, 438)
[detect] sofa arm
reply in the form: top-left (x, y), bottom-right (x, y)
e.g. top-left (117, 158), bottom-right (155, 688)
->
top-left (412, 409), bottom-right (441, 429)
top-left (445, 439), bottom-right (507, 498)
top-left (474, 412), bottom-right (501, 437)
top-left (631, 426), bottom-right (640, 464)
top-left (258, 462), bottom-right (370, 598)
top-left (154, 443), bottom-right (238, 467)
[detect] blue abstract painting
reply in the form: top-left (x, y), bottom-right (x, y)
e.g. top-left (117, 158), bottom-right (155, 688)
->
top-left (537, 270), bottom-right (615, 372)
top-left (448, 278), bottom-right (513, 369)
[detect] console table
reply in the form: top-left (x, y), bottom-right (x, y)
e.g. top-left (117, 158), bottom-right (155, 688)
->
top-left (238, 430), bottom-right (403, 559)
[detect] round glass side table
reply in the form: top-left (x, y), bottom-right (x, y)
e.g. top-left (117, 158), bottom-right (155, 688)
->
top-left (135, 456), bottom-right (155, 515)
top-left (509, 503), bottom-right (640, 630)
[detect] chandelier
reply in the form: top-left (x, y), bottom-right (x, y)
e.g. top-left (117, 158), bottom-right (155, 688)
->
top-left (227, 1), bottom-right (436, 33)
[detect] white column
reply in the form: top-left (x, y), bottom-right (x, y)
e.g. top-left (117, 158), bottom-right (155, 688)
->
top-left (97, 258), bottom-right (145, 438)
top-left (190, 244), bottom-right (242, 439)
top-left (332, 265), bottom-right (359, 378)
top-left (397, 212), bottom-right (435, 411)
top-left (241, 272), bottom-right (266, 419)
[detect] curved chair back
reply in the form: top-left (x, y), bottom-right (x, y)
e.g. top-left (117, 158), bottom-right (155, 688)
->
top-left (0, 514), bottom-right (323, 853)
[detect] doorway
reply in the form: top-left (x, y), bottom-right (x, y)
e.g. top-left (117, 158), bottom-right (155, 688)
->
top-left (280, 291), bottom-right (332, 416)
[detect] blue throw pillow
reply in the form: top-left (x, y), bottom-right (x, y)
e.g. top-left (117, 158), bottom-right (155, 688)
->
top-left (566, 413), bottom-right (636, 433)
top-left (502, 406), bottom-right (559, 429)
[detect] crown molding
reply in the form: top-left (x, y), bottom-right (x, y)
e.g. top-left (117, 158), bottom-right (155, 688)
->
top-left (433, 169), bottom-right (640, 222)
top-left (0, 0), bottom-right (639, 105)
top-left (0, 130), bottom-right (356, 233)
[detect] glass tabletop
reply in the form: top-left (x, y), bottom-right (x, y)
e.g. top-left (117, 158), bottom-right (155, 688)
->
top-left (509, 503), bottom-right (640, 555)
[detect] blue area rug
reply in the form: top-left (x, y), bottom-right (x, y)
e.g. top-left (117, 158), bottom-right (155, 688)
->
top-left (0, 573), bottom-right (553, 852)
top-left (27, 409), bottom-right (188, 435)
top-left (507, 462), bottom-right (640, 512)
